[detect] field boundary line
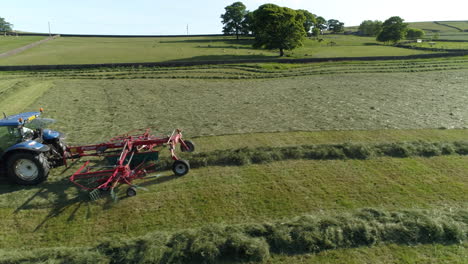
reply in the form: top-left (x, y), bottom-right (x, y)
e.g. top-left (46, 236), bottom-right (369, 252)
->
top-left (0, 35), bottom-right (60, 59)
top-left (434, 21), bottom-right (463, 32)
top-left (1, 51), bottom-right (468, 71)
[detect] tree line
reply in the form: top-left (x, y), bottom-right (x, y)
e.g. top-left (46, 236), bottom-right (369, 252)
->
top-left (221, 2), bottom-right (428, 56)
top-left (221, 2), bottom-right (344, 56)
top-left (359, 17), bottom-right (425, 43)
top-left (0, 17), bottom-right (13, 33)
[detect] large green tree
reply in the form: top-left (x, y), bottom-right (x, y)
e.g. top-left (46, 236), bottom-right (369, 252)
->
top-left (314, 16), bottom-right (327, 32)
top-left (241, 11), bottom-right (254, 36)
top-left (377, 16), bottom-right (408, 44)
top-left (358, 20), bottom-right (382, 36)
top-left (221, 2), bottom-right (248, 39)
top-left (296, 9), bottom-right (316, 35)
top-left (406, 28), bottom-right (425, 40)
top-left (0, 17), bottom-right (13, 32)
top-left (327, 19), bottom-right (345, 33)
top-left (252, 4), bottom-right (306, 56)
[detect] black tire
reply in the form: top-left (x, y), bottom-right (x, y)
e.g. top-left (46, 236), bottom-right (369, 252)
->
top-left (180, 140), bottom-right (195, 153)
top-left (6, 152), bottom-right (49, 185)
top-left (127, 187), bottom-right (137, 197)
top-left (172, 160), bottom-right (190, 176)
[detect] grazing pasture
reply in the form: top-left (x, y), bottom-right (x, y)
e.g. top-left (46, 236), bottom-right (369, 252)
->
top-left (438, 21), bottom-right (468, 31)
top-left (0, 36), bottom-right (46, 54)
top-left (409, 41), bottom-right (468, 50)
top-left (0, 35), bottom-right (432, 66)
top-left (407, 22), bottom-right (460, 33)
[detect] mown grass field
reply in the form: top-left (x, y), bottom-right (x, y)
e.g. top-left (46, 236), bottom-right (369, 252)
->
top-left (0, 36), bottom-right (46, 54)
top-left (0, 35), bottom-right (432, 66)
top-left (0, 54), bottom-right (468, 262)
top-left (4, 59), bottom-right (465, 144)
top-left (270, 243), bottom-right (468, 263)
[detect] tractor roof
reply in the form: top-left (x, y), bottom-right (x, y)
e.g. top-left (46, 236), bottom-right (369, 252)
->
top-left (0, 112), bottom-right (41, 126)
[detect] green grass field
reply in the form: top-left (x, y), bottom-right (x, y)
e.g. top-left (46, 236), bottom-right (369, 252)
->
top-left (406, 21), bottom-right (468, 40)
top-left (436, 32), bottom-right (468, 40)
top-left (0, 36), bottom-right (46, 54)
top-left (0, 35), bottom-right (432, 66)
top-left (409, 41), bottom-right (468, 50)
top-left (437, 21), bottom-right (468, 31)
top-left (408, 22), bottom-right (460, 33)
top-left (0, 55), bottom-right (468, 262)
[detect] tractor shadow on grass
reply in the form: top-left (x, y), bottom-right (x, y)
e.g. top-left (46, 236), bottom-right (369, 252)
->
top-left (7, 176), bottom-right (93, 232)
top-left (4, 156), bottom-right (182, 231)
top-left (9, 168), bottom-right (181, 231)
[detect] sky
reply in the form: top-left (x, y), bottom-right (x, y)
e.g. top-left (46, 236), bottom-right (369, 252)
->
top-left (1, 0), bottom-right (467, 35)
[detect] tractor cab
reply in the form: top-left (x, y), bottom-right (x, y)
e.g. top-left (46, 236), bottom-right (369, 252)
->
top-left (0, 111), bottom-right (66, 185)
top-left (0, 112), bottom-right (42, 152)
top-left (0, 112), bottom-right (62, 151)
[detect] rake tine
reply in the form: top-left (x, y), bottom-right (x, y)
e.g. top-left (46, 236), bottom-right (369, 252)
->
top-left (131, 184), bottom-right (149, 191)
top-left (110, 188), bottom-right (118, 202)
top-left (143, 174), bottom-right (163, 179)
top-left (89, 189), bottom-right (101, 201)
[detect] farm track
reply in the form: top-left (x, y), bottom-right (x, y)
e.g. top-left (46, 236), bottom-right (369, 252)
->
top-left (4, 58), bottom-right (468, 80)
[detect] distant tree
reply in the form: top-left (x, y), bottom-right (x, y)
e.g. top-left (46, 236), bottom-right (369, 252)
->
top-left (0, 17), bottom-right (13, 33)
top-left (221, 2), bottom-right (248, 40)
top-left (327, 19), bottom-right (345, 33)
top-left (252, 4), bottom-right (306, 56)
top-left (241, 11), bottom-right (254, 36)
top-left (296, 9), bottom-right (316, 35)
top-left (314, 16), bottom-right (327, 33)
top-left (432, 32), bottom-right (440, 40)
top-left (377, 16), bottom-right (408, 44)
top-left (311, 27), bottom-right (321, 37)
top-left (358, 20), bottom-right (382, 36)
top-left (406, 28), bottom-right (425, 40)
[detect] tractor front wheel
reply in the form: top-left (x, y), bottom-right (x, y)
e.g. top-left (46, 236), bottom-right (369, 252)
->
top-left (6, 152), bottom-right (50, 185)
top-left (172, 160), bottom-right (190, 176)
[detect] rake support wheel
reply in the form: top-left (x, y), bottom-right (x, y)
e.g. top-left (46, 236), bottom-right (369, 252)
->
top-left (172, 160), bottom-right (190, 176)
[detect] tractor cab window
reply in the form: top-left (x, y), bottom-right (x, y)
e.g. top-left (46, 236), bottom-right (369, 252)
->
top-left (0, 126), bottom-right (22, 151)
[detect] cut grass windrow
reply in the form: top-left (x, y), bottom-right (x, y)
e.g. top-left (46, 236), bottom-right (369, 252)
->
top-left (162, 141), bottom-right (468, 170)
top-left (0, 208), bottom-right (466, 263)
top-left (3, 57), bottom-right (468, 80)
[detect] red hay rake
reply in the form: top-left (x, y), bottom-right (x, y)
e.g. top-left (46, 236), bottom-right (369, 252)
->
top-left (67, 129), bottom-right (194, 199)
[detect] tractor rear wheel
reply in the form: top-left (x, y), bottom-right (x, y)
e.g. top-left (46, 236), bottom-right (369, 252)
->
top-left (6, 152), bottom-right (49, 185)
top-left (172, 160), bottom-right (190, 176)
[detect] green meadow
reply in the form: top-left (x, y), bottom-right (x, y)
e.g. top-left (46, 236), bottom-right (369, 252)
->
top-left (0, 36), bottom-right (46, 54)
top-left (0, 35), bottom-right (432, 66)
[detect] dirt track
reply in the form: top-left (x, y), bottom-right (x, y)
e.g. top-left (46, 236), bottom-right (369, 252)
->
top-left (0, 35), bottom-right (59, 59)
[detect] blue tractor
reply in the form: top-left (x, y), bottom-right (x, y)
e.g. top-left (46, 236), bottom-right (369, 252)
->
top-left (0, 111), bottom-right (66, 185)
